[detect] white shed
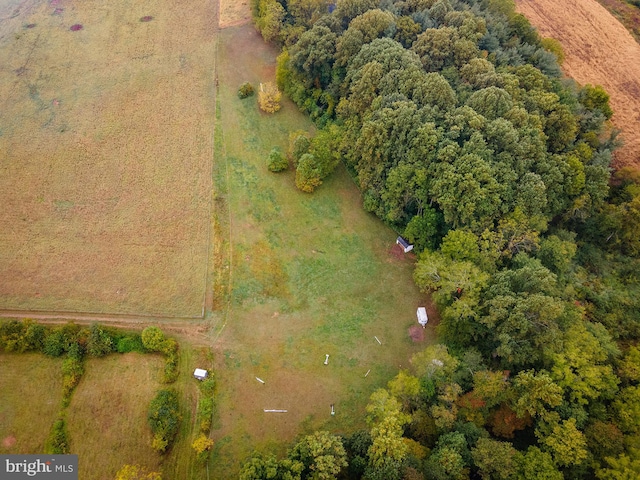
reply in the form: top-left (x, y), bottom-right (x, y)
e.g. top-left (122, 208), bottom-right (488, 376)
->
top-left (193, 368), bottom-right (208, 381)
top-left (417, 307), bottom-right (428, 328)
top-left (396, 236), bottom-right (414, 253)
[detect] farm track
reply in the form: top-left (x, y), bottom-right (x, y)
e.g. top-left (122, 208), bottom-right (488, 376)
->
top-left (516, 0), bottom-right (640, 168)
top-left (0, 309), bottom-right (215, 345)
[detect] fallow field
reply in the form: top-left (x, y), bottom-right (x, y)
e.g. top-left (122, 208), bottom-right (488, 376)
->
top-left (0, 0), bottom-right (216, 317)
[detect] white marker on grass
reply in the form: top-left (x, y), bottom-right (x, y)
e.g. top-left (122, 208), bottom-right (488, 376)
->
top-left (324, 354), bottom-right (330, 365)
top-left (256, 377), bottom-right (265, 384)
top-left (374, 336), bottom-right (382, 345)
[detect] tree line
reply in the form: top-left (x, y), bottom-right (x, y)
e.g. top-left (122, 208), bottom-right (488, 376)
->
top-left (248, 0), bottom-right (640, 478)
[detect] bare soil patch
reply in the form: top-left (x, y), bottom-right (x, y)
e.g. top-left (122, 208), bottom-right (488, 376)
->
top-left (516, 0), bottom-right (640, 168)
top-left (389, 242), bottom-right (417, 261)
top-left (409, 325), bottom-right (425, 342)
top-left (2, 435), bottom-right (16, 448)
top-left (0, 0), bottom-right (217, 316)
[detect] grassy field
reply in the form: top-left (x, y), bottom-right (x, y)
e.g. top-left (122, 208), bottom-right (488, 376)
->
top-left (67, 353), bottom-right (164, 479)
top-left (0, 342), bottom-right (213, 480)
top-left (0, 0), bottom-right (215, 317)
top-left (207, 23), bottom-right (437, 477)
top-left (0, 353), bottom-right (63, 454)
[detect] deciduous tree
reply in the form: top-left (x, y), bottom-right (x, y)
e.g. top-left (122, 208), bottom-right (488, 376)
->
top-left (258, 82), bottom-right (282, 113)
top-left (471, 437), bottom-right (520, 480)
top-left (267, 147), bottom-right (289, 172)
top-left (511, 369), bottom-right (563, 420)
top-left (289, 431), bottom-right (347, 480)
top-left (537, 417), bottom-right (588, 467)
top-left (516, 446), bottom-right (563, 480)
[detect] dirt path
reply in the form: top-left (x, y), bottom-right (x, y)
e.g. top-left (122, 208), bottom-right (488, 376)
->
top-left (516, 0), bottom-right (640, 168)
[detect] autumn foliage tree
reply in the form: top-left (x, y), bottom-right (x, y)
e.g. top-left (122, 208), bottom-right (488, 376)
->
top-left (115, 465), bottom-right (161, 480)
top-left (258, 82), bottom-right (282, 113)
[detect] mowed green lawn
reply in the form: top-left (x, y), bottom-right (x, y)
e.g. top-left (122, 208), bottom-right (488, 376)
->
top-left (0, 353), bottom-right (63, 454)
top-left (208, 24), bottom-right (436, 477)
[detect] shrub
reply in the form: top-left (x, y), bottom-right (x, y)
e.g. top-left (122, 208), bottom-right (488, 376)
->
top-left (295, 153), bottom-right (322, 192)
top-left (141, 327), bottom-right (166, 352)
top-left (161, 337), bottom-right (178, 356)
top-left (61, 356), bottom-right (84, 406)
top-left (148, 389), bottom-right (181, 453)
top-left (44, 418), bottom-right (69, 454)
top-left (86, 324), bottom-right (114, 357)
top-left (238, 82), bottom-right (255, 99)
top-left (0, 320), bottom-right (26, 352)
top-left (199, 377), bottom-right (216, 397)
top-left (141, 327), bottom-right (179, 383)
top-left (117, 334), bottom-right (145, 353)
top-left (288, 132), bottom-right (310, 166)
top-left (66, 341), bottom-right (84, 361)
top-left (192, 434), bottom-right (214, 458)
top-left (267, 147), bottom-right (288, 172)
top-left (162, 352), bottom-right (179, 384)
top-left (115, 465), bottom-right (162, 480)
top-left (43, 331), bottom-right (66, 357)
top-left (0, 319), bottom-right (47, 353)
top-left (258, 82), bottom-right (282, 113)
top-left (198, 397), bottom-right (214, 433)
top-left (24, 322), bottom-right (46, 352)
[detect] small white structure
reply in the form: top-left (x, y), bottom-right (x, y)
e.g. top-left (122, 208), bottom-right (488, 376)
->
top-left (331, 404), bottom-right (335, 416)
top-left (324, 354), bottom-right (330, 365)
top-left (256, 377), bottom-right (265, 384)
top-left (193, 368), bottom-right (208, 381)
top-left (396, 236), bottom-right (414, 253)
top-left (417, 307), bottom-right (429, 328)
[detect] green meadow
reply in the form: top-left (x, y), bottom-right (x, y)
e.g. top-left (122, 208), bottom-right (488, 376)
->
top-left (207, 23), bottom-right (435, 477)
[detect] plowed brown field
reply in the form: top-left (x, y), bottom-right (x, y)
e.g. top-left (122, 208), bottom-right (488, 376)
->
top-left (516, 0), bottom-right (640, 168)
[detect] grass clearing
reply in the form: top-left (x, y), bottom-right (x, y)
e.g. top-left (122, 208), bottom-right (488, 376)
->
top-left (0, 0), bottom-right (216, 316)
top-left (66, 353), bottom-right (164, 479)
top-left (208, 23), bottom-right (437, 477)
top-left (0, 353), bottom-right (63, 454)
top-left (0, 338), bottom-right (212, 480)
